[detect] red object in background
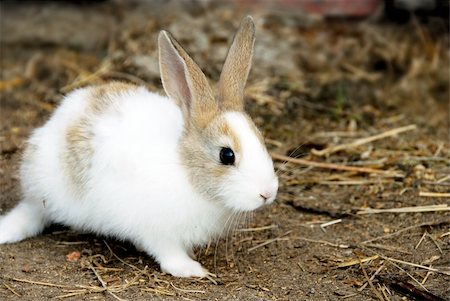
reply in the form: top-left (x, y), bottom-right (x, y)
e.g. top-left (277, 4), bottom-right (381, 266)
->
top-left (294, 0), bottom-right (381, 17)
top-left (234, 0), bottom-right (382, 18)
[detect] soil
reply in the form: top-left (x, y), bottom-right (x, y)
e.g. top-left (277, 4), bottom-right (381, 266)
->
top-left (0, 2), bottom-right (449, 301)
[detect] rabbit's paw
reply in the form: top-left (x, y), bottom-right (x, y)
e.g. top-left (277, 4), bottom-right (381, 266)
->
top-left (161, 258), bottom-right (208, 278)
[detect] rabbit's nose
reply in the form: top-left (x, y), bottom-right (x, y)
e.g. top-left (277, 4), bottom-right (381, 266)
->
top-left (259, 193), bottom-right (270, 201)
top-left (259, 190), bottom-right (275, 203)
top-left (260, 179), bottom-right (278, 203)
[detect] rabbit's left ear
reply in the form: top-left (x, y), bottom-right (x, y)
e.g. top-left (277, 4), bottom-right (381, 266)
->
top-left (218, 16), bottom-right (256, 111)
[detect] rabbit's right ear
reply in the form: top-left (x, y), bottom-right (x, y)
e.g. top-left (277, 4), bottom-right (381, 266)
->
top-left (159, 31), bottom-right (218, 129)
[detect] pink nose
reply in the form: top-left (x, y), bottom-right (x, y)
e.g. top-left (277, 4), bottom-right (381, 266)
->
top-left (259, 192), bottom-right (273, 202)
top-left (259, 178), bottom-right (278, 202)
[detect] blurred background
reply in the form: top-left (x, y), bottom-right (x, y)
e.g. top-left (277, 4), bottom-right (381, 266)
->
top-left (1, 1), bottom-right (449, 300)
top-left (1, 0), bottom-right (448, 147)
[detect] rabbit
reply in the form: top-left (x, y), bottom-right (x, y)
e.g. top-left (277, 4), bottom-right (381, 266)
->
top-left (0, 16), bottom-right (278, 278)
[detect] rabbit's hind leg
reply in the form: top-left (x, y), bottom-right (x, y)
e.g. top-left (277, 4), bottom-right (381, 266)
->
top-left (0, 198), bottom-right (48, 244)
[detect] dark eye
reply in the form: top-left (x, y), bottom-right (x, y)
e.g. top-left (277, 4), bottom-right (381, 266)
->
top-left (220, 147), bottom-right (235, 165)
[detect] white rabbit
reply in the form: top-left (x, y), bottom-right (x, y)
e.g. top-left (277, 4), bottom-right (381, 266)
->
top-left (0, 16), bottom-right (278, 278)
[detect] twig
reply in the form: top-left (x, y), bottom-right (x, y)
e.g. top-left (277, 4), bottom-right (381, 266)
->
top-left (56, 290), bottom-right (89, 299)
top-left (247, 231), bottom-right (292, 252)
top-left (385, 260), bottom-right (430, 293)
top-left (427, 233), bottom-right (443, 254)
top-left (415, 231), bottom-right (428, 249)
top-left (440, 231), bottom-right (450, 238)
top-left (419, 192), bottom-right (450, 198)
top-left (296, 237), bottom-right (349, 249)
top-left (4, 283), bottom-right (21, 297)
top-left (341, 293), bottom-right (359, 299)
top-left (361, 219), bottom-right (449, 244)
top-left (436, 174), bottom-right (450, 183)
top-left (338, 255), bottom-right (379, 268)
top-left (433, 142), bottom-right (444, 157)
top-left (340, 62), bottom-right (381, 82)
top-left (56, 241), bottom-right (89, 245)
top-left (357, 255), bottom-right (385, 301)
top-left (265, 138), bottom-right (283, 147)
top-left (4, 276), bottom-right (105, 293)
top-left (60, 68), bottom-right (104, 93)
top-left (422, 181), bottom-right (450, 187)
top-left (357, 204), bottom-right (449, 214)
top-left (118, 266), bottom-right (148, 291)
top-left (88, 263), bottom-right (125, 301)
top-left (358, 263), bottom-right (385, 292)
top-left (379, 284), bottom-right (390, 301)
top-left (7, 277), bottom-right (73, 288)
top-left (318, 179), bottom-right (392, 185)
top-left (297, 261), bottom-right (306, 272)
top-left (204, 273), bottom-right (218, 285)
top-left (320, 219), bottom-right (342, 231)
top-left (379, 254), bottom-right (450, 276)
top-left (271, 153), bottom-right (403, 177)
top-left (363, 243), bottom-right (412, 255)
top-left (312, 131), bottom-right (362, 138)
top-left (421, 272), bottom-right (433, 285)
top-left (406, 156), bottom-right (450, 163)
top-left (104, 240), bottom-right (144, 272)
top-left (311, 124), bottom-right (417, 156)
top-left (237, 224), bottom-right (278, 232)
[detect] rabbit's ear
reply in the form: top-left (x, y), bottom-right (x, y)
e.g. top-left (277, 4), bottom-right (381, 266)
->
top-left (218, 16), bottom-right (256, 111)
top-left (159, 31), bottom-right (218, 129)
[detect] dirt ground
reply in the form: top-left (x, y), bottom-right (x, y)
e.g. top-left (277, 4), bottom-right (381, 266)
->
top-left (1, 1), bottom-right (449, 300)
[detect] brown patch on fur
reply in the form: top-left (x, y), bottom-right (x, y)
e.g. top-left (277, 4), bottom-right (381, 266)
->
top-left (213, 118), bottom-right (241, 153)
top-left (178, 115), bottom-right (245, 201)
top-left (88, 82), bottom-right (136, 114)
top-left (179, 131), bottom-right (226, 202)
top-left (64, 117), bottom-right (94, 193)
top-left (63, 82), bottom-right (136, 194)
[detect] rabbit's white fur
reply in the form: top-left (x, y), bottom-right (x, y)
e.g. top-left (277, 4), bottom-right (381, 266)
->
top-left (1, 87), bottom-right (232, 276)
top-left (0, 16), bottom-right (278, 278)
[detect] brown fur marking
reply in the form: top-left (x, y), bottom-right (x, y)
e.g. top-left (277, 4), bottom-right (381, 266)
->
top-left (64, 82), bottom-right (136, 194)
top-left (179, 114), bottom-right (245, 200)
top-left (88, 82), bottom-right (136, 114)
top-left (65, 117), bottom-right (94, 193)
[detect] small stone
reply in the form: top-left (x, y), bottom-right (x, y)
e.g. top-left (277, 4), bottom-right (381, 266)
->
top-left (66, 251), bottom-right (81, 262)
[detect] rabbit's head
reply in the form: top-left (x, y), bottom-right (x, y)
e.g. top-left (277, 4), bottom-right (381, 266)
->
top-left (159, 16), bottom-right (278, 212)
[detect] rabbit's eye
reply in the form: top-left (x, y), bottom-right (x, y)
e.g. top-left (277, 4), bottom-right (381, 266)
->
top-left (220, 147), bottom-right (235, 165)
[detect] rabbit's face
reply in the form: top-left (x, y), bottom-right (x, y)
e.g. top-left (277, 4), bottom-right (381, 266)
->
top-left (180, 111), bottom-right (278, 212)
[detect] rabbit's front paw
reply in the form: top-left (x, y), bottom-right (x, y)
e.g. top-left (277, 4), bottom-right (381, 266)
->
top-left (161, 258), bottom-right (208, 278)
